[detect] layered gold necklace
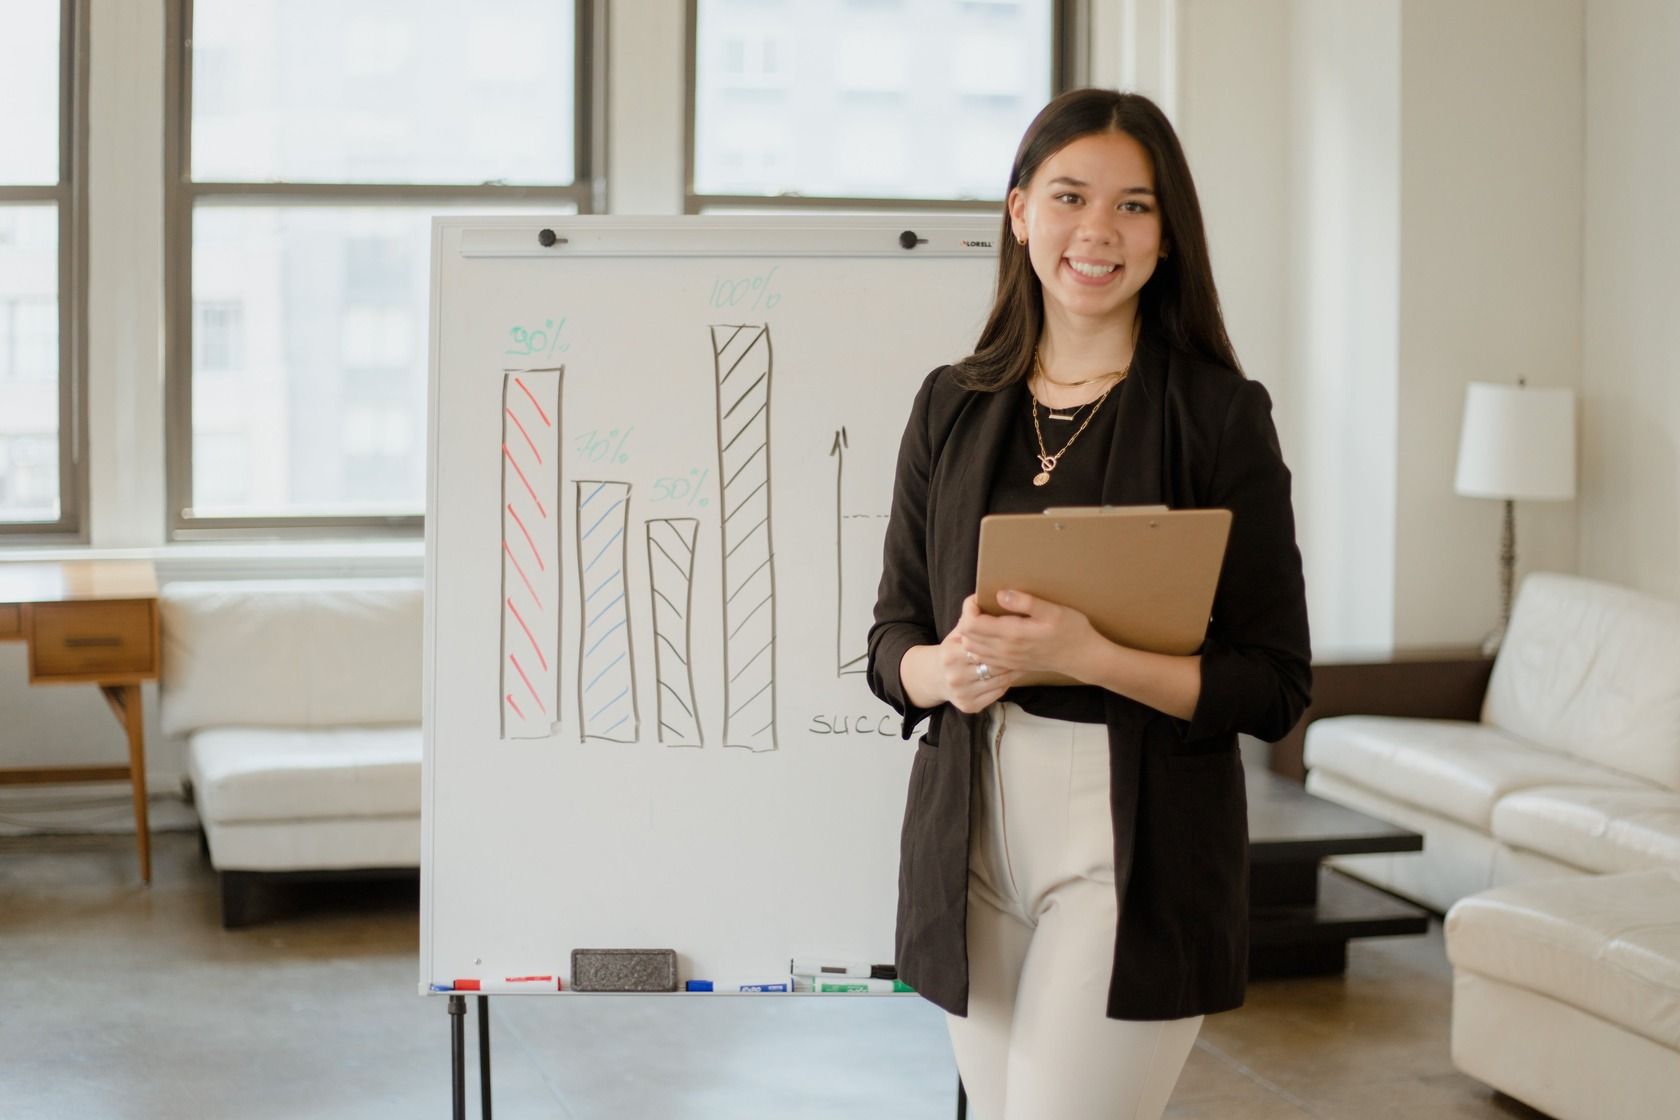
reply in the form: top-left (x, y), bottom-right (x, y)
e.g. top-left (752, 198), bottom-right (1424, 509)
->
top-left (1028, 350), bottom-right (1129, 487)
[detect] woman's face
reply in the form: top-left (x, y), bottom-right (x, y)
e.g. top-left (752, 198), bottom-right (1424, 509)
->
top-left (1007, 130), bottom-right (1165, 333)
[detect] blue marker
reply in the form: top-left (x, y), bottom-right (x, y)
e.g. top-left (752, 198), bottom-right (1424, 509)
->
top-left (686, 977), bottom-right (792, 993)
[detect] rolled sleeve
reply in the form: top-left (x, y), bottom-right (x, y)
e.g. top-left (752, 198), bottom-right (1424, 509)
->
top-left (867, 370), bottom-right (944, 740)
top-left (1184, 380), bottom-right (1312, 743)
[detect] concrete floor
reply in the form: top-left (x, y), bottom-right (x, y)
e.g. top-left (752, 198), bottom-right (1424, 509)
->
top-left (0, 831), bottom-right (1550, 1120)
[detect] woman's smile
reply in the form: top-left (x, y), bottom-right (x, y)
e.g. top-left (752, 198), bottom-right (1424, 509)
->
top-left (1064, 257), bottom-right (1123, 284)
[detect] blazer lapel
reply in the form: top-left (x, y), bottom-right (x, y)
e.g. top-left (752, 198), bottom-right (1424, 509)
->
top-left (929, 378), bottom-right (1026, 634)
top-left (1101, 324), bottom-right (1169, 507)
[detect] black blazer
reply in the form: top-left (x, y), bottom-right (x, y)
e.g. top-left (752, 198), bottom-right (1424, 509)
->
top-left (867, 324), bottom-right (1311, 1021)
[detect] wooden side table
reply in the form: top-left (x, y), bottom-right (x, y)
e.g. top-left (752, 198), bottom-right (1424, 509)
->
top-left (0, 561), bottom-right (162, 882)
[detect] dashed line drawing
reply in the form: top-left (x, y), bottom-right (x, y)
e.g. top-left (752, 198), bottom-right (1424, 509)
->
top-left (645, 518), bottom-right (702, 748)
top-left (711, 324), bottom-right (778, 752)
top-left (830, 427), bottom-right (866, 676)
top-left (576, 481), bottom-right (639, 743)
top-left (500, 368), bottom-right (563, 739)
top-left (829, 425), bottom-right (893, 678)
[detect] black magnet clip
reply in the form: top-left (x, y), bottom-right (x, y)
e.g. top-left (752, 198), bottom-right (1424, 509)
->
top-left (898, 230), bottom-right (928, 250)
top-left (537, 228), bottom-right (568, 248)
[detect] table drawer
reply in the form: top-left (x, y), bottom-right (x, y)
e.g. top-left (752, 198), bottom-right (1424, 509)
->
top-left (0, 604), bottom-right (19, 639)
top-left (29, 600), bottom-right (156, 680)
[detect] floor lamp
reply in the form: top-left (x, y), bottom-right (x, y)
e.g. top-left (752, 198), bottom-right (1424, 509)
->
top-left (1454, 380), bottom-right (1577, 655)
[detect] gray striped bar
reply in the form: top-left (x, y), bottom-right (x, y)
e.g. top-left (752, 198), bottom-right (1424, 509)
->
top-left (576, 481), bottom-right (638, 743)
top-left (646, 518), bottom-right (702, 747)
top-left (711, 324), bottom-right (778, 752)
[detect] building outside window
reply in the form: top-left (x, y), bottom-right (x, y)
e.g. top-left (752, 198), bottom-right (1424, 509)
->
top-left (690, 0), bottom-right (1063, 211)
top-left (170, 0), bottom-right (594, 533)
top-left (0, 0), bottom-right (82, 531)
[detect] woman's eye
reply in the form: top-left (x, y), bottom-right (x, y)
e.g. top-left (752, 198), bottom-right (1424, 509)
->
top-left (1055, 192), bottom-right (1081, 204)
top-left (1121, 201), bottom-right (1152, 214)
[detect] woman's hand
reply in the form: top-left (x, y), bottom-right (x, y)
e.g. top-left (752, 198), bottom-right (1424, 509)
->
top-left (899, 625), bottom-right (1023, 714)
top-left (954, 590), bottom-right (1102, 682)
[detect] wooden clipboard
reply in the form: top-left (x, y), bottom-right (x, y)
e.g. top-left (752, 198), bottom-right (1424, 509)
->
top-left (975, 505), bottom-right (1232, 686)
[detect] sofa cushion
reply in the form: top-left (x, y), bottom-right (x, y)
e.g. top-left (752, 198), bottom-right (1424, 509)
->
top-left (1490, 785), bottom-right (1680, 875)
top-left (160, 580), bottom-right (423, 737)
top-left (188, 726), bottom-right (422, 825)
top-left (1304, 715), bottom-right (1648, 830)
top-left (1483, 573), bottom-right (1680, 791)
top-left (1445, 869), bottom-right (1680, 1052)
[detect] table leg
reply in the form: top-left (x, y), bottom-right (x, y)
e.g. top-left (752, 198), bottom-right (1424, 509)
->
top-left (101, 683), bottom-right (151, 884)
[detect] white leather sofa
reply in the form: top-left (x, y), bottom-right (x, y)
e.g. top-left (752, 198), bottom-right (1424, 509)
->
top-left (1304, 572), bottom-right (1680, 907)
top-left (1300, 572), bottom-right (1680, 1119)
top-left (159, 580), bottom-right (423, 926)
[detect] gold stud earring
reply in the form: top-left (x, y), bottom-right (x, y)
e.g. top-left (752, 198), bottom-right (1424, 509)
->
top-left (1017, 235), bottom-right (1027, 247)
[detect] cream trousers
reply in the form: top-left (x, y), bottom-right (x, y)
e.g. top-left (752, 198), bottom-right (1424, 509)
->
top-left (946, 703), bottom-right (1203, 1120)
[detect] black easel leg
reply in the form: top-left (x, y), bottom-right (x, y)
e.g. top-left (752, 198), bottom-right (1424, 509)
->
top-left (449, 994), bottom-right (467, 1120)
top-left (477, 994), bottom-right (493, 1119)
top-left (957, 1075), bottom-right (967, 1119)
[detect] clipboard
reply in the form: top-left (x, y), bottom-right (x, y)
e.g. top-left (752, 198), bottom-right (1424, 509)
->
top-left (975, 505), bottom-right (1232, 686)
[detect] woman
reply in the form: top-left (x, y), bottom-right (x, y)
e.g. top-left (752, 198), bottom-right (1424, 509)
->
top-left (867, 89), bottom-right (1311, 1119)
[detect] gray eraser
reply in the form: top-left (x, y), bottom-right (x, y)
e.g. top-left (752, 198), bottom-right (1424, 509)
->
top-left (570, 949), bottom-right (679, 992)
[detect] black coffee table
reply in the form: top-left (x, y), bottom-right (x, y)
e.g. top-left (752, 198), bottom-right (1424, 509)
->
top-left (1245, 765), bottom-right (1430, 977)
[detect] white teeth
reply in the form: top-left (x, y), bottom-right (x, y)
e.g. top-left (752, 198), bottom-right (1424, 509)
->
top-left (1067, 260), bottom-right (1119, 278)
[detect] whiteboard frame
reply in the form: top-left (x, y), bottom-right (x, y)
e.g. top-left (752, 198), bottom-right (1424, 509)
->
top-left (421, 215), bottom-right (1000, 997)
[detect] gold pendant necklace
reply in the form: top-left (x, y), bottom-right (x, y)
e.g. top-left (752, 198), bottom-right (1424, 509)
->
top-left (1030, 384), bottom-right (1116, 486)
top-left (1029, 352), bottom-right (1130, 486)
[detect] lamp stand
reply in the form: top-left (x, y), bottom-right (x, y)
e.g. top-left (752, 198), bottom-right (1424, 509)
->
top-left (1482, 498), bottom-right (1516, 657)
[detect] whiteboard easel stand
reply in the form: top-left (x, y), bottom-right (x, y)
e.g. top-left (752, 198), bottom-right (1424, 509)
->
top-left (446, 994), bottom-right (492, 1120)
top-left (440, 990), bottom-right (967, 1119)
top-left (425, 216), bottom-right (999, 1120)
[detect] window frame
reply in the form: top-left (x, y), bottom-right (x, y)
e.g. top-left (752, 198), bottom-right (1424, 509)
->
top-left (683, 0), bottom-right (1089, 215)
top-left (163, 0), bottom-right (607, 539)
top-left (0, 0), bottom-right (90, 541)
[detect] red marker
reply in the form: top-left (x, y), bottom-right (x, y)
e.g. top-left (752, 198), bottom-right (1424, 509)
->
top-left (447, 975), bottom-right (562, 993)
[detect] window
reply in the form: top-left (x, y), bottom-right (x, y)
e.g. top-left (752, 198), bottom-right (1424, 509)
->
top-left (688, 0), bottom-right (1075, 211)
top-left (0, 0), bottom-right (85, 533)
top-left (167, 0), bottom-right (598, 534)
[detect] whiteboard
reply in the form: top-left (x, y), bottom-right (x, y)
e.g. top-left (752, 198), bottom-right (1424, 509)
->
top-left (420, 216), bottom-right (997, 993)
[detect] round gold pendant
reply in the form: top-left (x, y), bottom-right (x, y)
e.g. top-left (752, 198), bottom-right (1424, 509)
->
top-left (1032, 471), bottom-right (1051, 487)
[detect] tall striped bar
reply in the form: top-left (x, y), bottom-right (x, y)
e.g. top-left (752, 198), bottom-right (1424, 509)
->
top-left (500, 368), bottom-right (563, 739)
top-left (575, 481), bottom-right (639, 743)
top-left (645, 518), bottom-right (702, 747)
top-left (711, 324), bottom-right (778, 752)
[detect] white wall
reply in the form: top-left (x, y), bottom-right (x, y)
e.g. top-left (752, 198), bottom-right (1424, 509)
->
top-left (1393, 0), bottom-right (1584, 644)
top-left (1176, 0), bottom-right (1292, 421)
top-left (1287, 0), bottom-right (1404, 654)
top-left (1179, 0), bottom-right (1591, 654)
top-left (1578, 0), bottom-right (1680, 599)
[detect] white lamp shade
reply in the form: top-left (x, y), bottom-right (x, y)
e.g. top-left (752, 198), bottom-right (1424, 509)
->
top-left (1454, 381), bottom-right (1577, 501)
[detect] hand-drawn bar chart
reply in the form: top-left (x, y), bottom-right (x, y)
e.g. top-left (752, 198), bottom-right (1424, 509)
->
top-left (500, 369), bottom-right (563, 739)
top-left (646, 518), bottom-right (702, 747)
top-left (711, 325), bottom-right (778, 752)
top-left (576, 481), bottom-right (639, 743)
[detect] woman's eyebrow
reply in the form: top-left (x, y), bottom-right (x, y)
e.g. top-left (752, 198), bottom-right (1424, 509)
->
top-left (1045, 176), bottom-right (1155, 196)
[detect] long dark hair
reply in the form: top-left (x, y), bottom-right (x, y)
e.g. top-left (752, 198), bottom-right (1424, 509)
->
top-left (953, 88), bottom-right (1242, 390)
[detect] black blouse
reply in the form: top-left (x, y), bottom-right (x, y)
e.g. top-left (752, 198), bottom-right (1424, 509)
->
top-left (985, 381), bottom-right (1126, 723)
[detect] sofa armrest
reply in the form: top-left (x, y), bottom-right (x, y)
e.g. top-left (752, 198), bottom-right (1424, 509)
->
top-left (1268, 647), bottom-right (1495, 782)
